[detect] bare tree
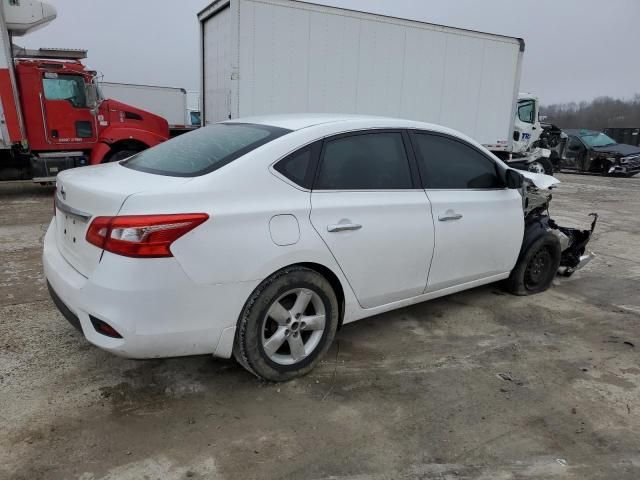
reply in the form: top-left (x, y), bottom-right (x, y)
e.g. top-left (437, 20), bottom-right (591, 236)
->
top-left (541, 95), bottom-right (640, 131)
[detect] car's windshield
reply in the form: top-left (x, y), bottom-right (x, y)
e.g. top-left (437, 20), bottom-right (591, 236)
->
top-left (581, 132), bottom-right (617, 148)
top-left (122, 123), bottom-right (290, 177)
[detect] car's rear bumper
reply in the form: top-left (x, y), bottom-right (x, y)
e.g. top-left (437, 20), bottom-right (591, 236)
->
top-left (43, 220), bottom-right (258, 359)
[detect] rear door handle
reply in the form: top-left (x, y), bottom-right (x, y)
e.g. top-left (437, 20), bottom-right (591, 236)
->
top-left (438, 214), bottom-right (463, 222)
top-left (327, 223), bottom-right (362, 233)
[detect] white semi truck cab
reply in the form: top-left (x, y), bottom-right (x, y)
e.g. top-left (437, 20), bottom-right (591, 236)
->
top-left (513, 93), bottom-right (543, 154)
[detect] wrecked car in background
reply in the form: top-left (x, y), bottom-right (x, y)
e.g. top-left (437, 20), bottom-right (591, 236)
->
top-left (556, 129), bottom-right (640, 177)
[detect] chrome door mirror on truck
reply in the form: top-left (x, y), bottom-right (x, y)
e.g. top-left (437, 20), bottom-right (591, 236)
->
top-left (506, 169), bottom-right (525, 189)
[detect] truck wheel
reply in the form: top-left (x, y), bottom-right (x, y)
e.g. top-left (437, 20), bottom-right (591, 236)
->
top-left (527, 158), bottom-right (554, 175)
top-left (506, 232), bottom-right (561, 296)
top-left (104, 148), bottom-right (142, 163)
top-left (233, 267), bottom-right (339, 382)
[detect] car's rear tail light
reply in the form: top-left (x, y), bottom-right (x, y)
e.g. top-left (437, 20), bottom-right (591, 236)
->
top-left (86, 213), bottom-right (209, 258)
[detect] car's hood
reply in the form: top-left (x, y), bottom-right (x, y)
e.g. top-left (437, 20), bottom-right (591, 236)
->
top-left (520, 171), bottom-right (561, 190)
top-left (592, 143), bottom-right (640, 157)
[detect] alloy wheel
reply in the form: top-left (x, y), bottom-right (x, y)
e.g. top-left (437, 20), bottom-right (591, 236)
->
top-left (260, 288), bottom-right (326, 366)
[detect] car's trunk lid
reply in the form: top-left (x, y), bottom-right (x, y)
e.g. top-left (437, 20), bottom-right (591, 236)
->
top-left (54, 163), bottom-right (191, 277)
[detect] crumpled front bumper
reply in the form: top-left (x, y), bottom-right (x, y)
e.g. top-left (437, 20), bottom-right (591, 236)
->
top-left (550, 213), bottom-right (598, 276)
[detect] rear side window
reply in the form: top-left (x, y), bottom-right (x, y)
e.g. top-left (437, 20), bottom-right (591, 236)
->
top-left (274, 147), bottom-right (314, 189)
top-left (123, 123), bottom-right (290, 177)
top-left (412, 133), bottom-right (503, 189)
top-left (315, 132), bottom-right (412, 190)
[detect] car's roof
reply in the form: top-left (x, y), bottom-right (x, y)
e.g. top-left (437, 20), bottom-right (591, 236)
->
top-left (225, 113), bottom-right (463, 136)
top-left (225, 113), bottom-right (496, 158)
top-left (225, 113), bottom-right (390, 131)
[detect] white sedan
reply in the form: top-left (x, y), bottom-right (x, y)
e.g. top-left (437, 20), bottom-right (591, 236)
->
top-left (43, 114), bottom-right (594, 381)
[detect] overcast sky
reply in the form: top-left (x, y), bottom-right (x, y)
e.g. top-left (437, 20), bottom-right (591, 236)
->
top-left (19, 0), bottom-right (640, 105)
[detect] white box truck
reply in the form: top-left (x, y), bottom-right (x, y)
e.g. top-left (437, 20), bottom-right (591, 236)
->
top-left (99, 82), bottom-right (199, 136)
top-left (198, 0), bottom-right (556, 173)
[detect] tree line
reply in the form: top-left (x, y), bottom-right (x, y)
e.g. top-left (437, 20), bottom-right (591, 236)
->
top-left (541, 95), bottom-right (640, 131)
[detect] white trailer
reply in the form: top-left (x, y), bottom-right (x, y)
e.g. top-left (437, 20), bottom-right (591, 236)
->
top-left (99, 82), bottom-right (196, 132)
top-left (198, 0), bottom-right (524, 153)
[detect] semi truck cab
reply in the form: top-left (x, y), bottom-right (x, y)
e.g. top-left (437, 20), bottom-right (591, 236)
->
top-left (513, 94), bottom-right (543, 155)
top-left (0, 0), bottom-right (170, 182)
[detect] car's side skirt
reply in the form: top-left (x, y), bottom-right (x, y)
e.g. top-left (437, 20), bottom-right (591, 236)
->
top-left (343, 272), bottom-right (510, 324)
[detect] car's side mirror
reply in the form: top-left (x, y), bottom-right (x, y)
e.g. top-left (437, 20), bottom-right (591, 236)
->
top-left (505, 169), bottom-right (524, 189)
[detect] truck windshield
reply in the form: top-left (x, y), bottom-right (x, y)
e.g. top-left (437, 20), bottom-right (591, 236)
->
top-left (42, 75), bottom-right (88, 108)
top-left (122, 123), bottom-right (291, 177)
top-left (581, 133), bottom-right (617, 148)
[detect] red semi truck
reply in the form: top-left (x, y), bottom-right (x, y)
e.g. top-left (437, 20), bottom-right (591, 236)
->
top-left (0, 1), bottom-right (169, 182)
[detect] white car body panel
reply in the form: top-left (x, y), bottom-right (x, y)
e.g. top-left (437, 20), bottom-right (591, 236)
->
top-left (520, 170), bottom-right (561, 190)
top-left (425, 189), bottom-right (524, 291)
top-left (44, 114), bottom-right (538, 360)
top-left (311, 190), bottom-right (434, 309)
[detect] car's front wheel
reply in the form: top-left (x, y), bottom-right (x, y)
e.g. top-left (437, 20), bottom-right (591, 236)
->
top-left (234, 267), bottom-right (339, 382)
top-left (506, 232), bottom-right (561, 296)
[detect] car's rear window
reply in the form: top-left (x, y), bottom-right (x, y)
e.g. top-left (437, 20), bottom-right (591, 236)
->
top-left (122, 123), bottom-right (291, 177)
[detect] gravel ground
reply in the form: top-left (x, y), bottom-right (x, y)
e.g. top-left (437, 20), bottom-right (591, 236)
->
top-left (1, 173), bottom-right (639, 480)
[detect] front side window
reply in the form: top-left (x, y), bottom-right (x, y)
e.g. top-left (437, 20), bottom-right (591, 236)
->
top-left (567, 136), bottom-right (585, 152)
top-left (412, 133), bottom-right (503, 189)
top-left (43, 75), bottom-right (87, 108)
top-left (123, 123), bottom-right (290, 177)
top-left (315, 132), bottom-right (412, 190)
top-left (517, 100), bottom-right (536, 124)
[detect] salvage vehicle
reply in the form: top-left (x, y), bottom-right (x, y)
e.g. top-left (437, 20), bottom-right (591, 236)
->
top-left (44, 115), bottom-right (596, 382)
top-left (558, 129), bottom-right (640, 177)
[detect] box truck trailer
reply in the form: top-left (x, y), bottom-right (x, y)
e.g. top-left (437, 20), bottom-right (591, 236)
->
top-left (198, 0), bottom-right (553, 173)
top-left (99, 82), bottom-right (200, 136)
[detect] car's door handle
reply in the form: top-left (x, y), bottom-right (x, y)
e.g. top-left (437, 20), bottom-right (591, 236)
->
top-left (327, 223), bottom-right (362, 233)
top-left (438, 213), bottom-right (463, 222)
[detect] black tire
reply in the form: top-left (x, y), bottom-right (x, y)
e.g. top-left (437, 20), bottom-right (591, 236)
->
top-left (103, 148), bottom-right (142, 163)
top-left (506, 232), bottom-right (561, 296)
top-left (527, 157), bottom-right (554, 175)
top-left (233, 267), bottom-right (339, 382)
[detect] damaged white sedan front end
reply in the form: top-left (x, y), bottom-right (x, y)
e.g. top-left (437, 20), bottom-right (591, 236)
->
top-left (519, 171), bottom-right (597, 278)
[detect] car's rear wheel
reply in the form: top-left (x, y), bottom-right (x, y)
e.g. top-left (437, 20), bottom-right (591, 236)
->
top-left (234, 267), bottom-right (339, 382)
top-left (506, 232), bottom-right (561, 296)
